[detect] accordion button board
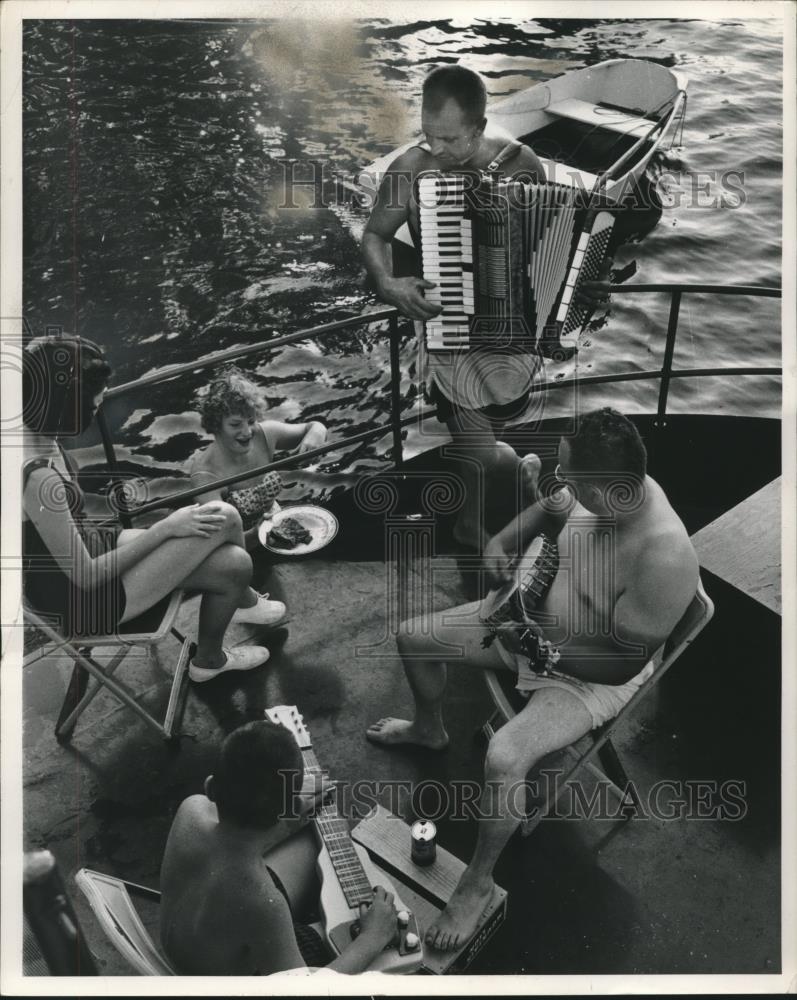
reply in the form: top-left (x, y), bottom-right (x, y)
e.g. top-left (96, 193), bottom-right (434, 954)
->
top-left (416, 170), bottom-right (615, 354)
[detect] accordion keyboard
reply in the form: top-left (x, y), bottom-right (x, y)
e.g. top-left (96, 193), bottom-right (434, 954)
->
top-left (418, 174), bottom-right (474, 350)
top-left (416, 171), bottom-right (614, 353)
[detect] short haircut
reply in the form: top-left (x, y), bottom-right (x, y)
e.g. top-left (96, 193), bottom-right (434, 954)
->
top-left (422, 65), bottom-right (487, 124)
top-left (22, 336), bottom-right (112, 436)
top-left (212, 720), bottom-right (303, 829)
top-left (568, 408), bottom-right (647, 481)
top-left (200, 366), bottom-right (266, 435)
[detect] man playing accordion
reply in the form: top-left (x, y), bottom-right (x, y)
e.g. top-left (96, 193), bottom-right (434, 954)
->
top-left (363, 65), bottom-right (610, 551)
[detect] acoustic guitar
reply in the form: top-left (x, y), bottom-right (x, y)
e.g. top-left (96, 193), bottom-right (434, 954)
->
top-left (264, 705), bottom-right (423, 974)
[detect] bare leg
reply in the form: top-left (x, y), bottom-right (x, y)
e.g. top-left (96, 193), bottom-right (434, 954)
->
top-left (366, 600), bottom-right (510, 749)
top-left (425, 686), bottom-right (592, 952)
top-left (445, 408), bottom-right (520, 551)
top-left (179, 545), bottom-right (253, 668)
top-left (118, 504), bottom-right (261, 667)
top-left (119, 503), bottom-right (250, 620)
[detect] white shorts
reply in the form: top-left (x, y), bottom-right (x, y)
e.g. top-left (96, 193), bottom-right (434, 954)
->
top-left (494, 638), bottom-right (655, 730)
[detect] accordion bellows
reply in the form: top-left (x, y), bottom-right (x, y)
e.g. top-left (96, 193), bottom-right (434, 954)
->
top-left (417, 171), bottom-right (614, 353)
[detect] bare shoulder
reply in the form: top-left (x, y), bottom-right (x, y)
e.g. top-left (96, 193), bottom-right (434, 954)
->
top-left (639, 527), bottom-right (697, 583)
top-left (188, 446), bottom-right (223, 485)
top-left (504, 142), bottom-right (546, 180)
top-left (22, 464), bottom-right (70, 515)
top-left (173, 794), bottom-right (215, 830)
top-left (23, 463), bottom-right (56, 496)
top-left (188, 445), bottom-right (212, 473)
top-left (389, 146), bottom-right (432, 177)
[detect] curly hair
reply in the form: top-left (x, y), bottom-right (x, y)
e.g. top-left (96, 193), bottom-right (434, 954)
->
top-left (569, 408), bottom-right (647, 480)
top-left (200, 366), bottom-right (267, 435)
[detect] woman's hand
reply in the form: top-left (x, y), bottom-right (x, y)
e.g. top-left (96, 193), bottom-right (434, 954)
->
top-left (164, 503), bottom-right (228, 538)
top-left (298, 422), bottom-right (328, 455)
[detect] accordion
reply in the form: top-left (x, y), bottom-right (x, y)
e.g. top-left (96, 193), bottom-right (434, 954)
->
top-left (417, 171), bottom-right (614, 354)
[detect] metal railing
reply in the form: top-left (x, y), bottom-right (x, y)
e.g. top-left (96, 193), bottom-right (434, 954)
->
top-left (95, 283), bottom-right (781, 526)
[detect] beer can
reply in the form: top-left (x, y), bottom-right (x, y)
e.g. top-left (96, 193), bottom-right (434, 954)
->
top-left (411, 820), bottom-right (437, 866)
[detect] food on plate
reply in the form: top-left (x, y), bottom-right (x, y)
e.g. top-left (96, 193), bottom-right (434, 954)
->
top-left (268, 516), bottom-right (313, 549)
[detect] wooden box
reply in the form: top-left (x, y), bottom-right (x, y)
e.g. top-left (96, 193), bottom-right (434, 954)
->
top-left (351, 805), bottom-right (507, 975)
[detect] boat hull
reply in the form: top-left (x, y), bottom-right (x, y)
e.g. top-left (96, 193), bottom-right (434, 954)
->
top-left (359, 59), bottom-right (687, 247)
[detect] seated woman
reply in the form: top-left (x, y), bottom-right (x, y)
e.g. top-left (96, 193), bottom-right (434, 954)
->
top-left (21, 336), bottom-right (281, 684)
top-left (188, 367), bottom-right (327, 550)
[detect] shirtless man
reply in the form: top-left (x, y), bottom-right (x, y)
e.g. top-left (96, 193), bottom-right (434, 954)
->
top-left (362, 65), bottom-right (547, 551)
top-left (367, 408), bottom-right (699, 952)
top-left (160, 719), bottom-right (398, 975)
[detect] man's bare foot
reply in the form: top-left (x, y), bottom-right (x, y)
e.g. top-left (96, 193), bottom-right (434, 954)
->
top-left (425, 870), bottom-right (497, 952)
top-left (519, 452), bottom-right (542, 505)
top-left (365, 717), bottom-right (449, 750)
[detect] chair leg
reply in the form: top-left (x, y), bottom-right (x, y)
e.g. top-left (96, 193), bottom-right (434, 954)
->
top-left (595, 736), bottom-right (629, 788)
top-left (595, 737), bottom-right (642, 812)
top-left (54, 663), bottom-right (91, 741)
top-left (54, 647), bottom-right (129, 742)
top-left (162, 639), bottom-right (192, 741)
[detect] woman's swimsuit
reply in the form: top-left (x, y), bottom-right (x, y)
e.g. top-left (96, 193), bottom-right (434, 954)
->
top-left (22, 450), bottom-right (127, 637)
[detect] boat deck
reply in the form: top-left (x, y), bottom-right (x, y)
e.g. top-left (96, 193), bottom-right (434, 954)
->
top-left (692, 476), bottom-right (781, 615)
top-left (21, 419), bottom-right (782, 977)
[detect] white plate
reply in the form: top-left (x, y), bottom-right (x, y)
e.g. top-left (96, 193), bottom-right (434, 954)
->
top-left (259, 505), bottom-right (339, 556)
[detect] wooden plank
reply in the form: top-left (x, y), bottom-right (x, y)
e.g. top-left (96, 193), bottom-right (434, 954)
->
top-left (692, 477), bottom-right (781, 615)
top-left (352, 805), bottom-right (465, 903)
top-left (352, 806), bottom-right (507, 975)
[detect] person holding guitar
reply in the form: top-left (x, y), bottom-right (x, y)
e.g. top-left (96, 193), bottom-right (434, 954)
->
top-left (367, 408), bottom-right (698, 953)
top-left (160, 720), bottom-right (399, 975)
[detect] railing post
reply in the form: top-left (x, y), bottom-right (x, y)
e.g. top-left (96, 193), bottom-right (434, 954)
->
top-left (388, 312), bottom-right (404, 470)
top-left (95, 406), bottom-right (132, 529)
top-left (655, 290), bottom-right (682, 427)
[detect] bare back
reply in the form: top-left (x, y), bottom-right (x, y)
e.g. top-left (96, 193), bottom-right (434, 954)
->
top-left (160, 796), bottom-right (304, 975)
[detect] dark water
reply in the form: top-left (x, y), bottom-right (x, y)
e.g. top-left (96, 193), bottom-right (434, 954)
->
top-left (23, 17), bottom-right (782, 499)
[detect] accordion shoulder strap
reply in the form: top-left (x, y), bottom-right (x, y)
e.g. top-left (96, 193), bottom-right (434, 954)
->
top-left (485, 139), bottom-right (524, 175)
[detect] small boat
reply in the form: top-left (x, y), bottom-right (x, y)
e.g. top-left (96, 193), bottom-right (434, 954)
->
top-left (360, 58), bottom-right (687, 249)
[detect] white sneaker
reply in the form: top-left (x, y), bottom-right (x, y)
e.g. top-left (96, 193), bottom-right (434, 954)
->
top-left (231, 593), bottom-right (287, 627)
top-left (189, 645), bottom-right (270, 683)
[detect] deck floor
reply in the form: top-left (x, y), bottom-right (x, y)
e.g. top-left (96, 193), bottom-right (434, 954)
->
top-left (22, 539), bottom-right (780, 977)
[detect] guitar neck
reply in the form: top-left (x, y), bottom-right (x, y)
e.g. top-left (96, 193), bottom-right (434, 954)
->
top-left (301, 750), bottom-right (373, 909)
